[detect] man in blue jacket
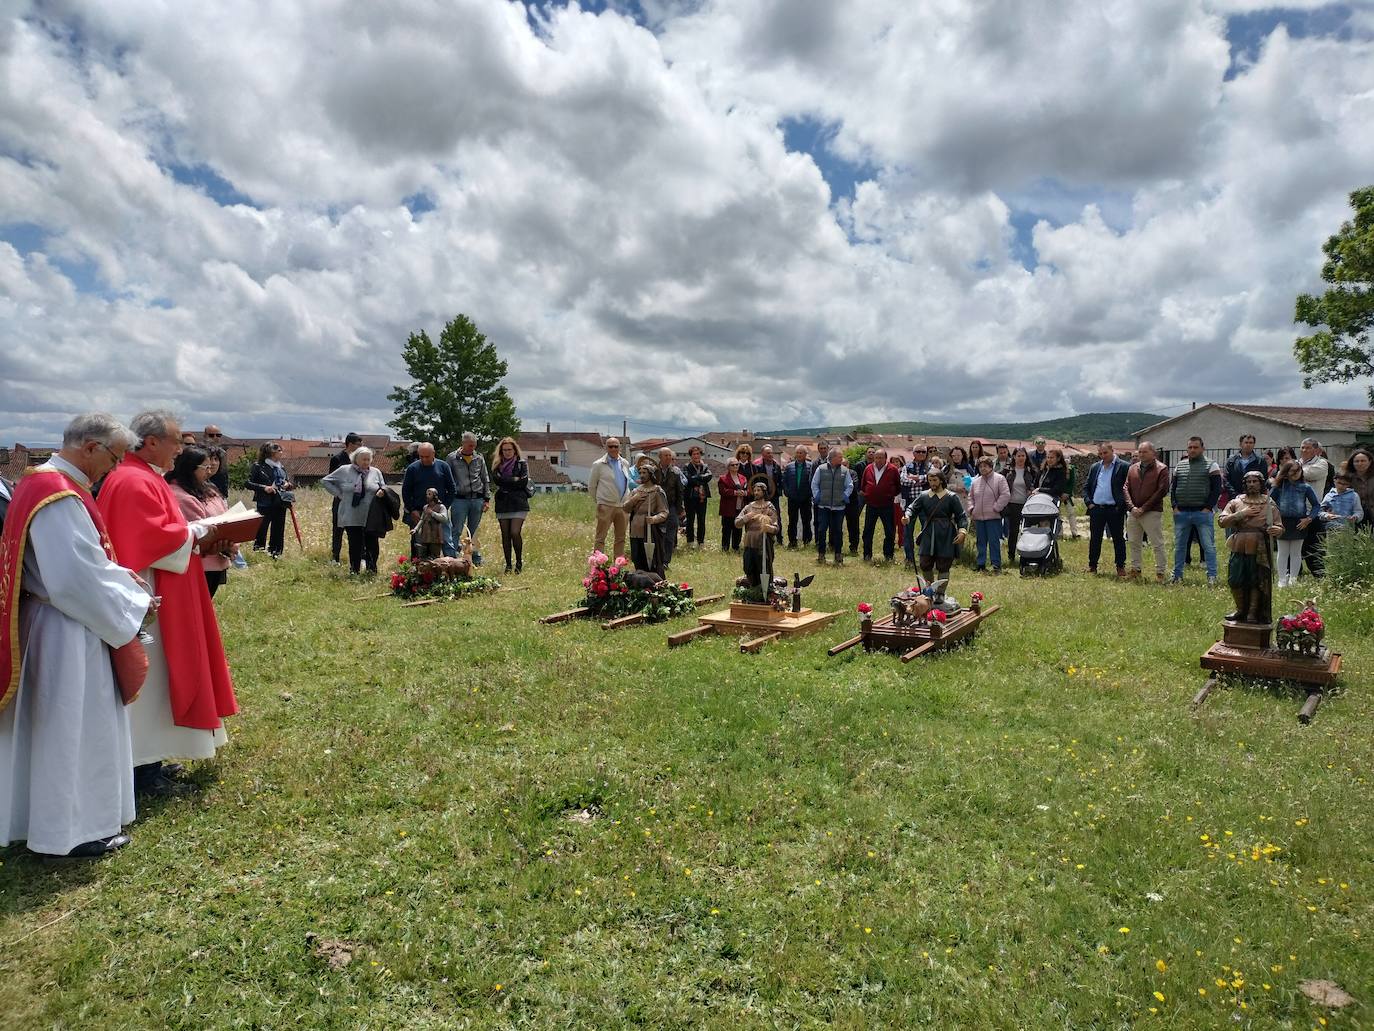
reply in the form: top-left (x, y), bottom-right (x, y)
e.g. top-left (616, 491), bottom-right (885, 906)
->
top-left (1082, 441), bottom-right (1129, 576)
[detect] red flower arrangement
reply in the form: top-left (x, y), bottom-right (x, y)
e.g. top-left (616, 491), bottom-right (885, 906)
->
top-left (970, 591), bottom-right (984, 603)
top-left (929, 608), bottom-right (948, 623)
top-left (1277, 605), bottom-right (1324, 653)
top-left (857, 602), bottom-right (873, 614)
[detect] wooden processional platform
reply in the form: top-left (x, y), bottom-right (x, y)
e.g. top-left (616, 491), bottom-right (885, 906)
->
top-left (1195, 619), bottom-right (1342, 724)
top-left (669, 601), bottom-right (839, 652)
top-left (828, 604), bottom-right (999, 663)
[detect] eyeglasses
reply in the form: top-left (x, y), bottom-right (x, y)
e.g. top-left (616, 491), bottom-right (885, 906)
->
top-left (607, 445), bottom-right (620, 450)
top-left (98, 442), bottom-right (123, 465)
top-left (206, 433), bottom-right (222, 439)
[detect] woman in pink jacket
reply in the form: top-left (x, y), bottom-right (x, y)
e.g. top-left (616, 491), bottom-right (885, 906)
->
top-left (968, 456), bottom-right (1010, 572)
top-left (166, 447), bottom-right (235, 597)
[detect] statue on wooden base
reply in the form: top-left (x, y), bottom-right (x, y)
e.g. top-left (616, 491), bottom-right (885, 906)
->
top-left (735, 475), bottom-right (778, 591)
top-left (1217, 470), bottom-right (1282, 625)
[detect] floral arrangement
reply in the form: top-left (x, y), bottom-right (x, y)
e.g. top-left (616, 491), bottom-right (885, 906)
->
top-left (582, 552), bottom-right (695, 623)
top-left (928, 608), bottom-right (948, 623)
top-left (390, 556), bottom-right (500, 600)
top-left (1276, 605), bottom-right (1325, 654)
top-left (732, 576), bottom-right (790, 610)
top-left (641, 582), bottom-right (695, 623)
top-left (970, 591), bottom-right (984, 604)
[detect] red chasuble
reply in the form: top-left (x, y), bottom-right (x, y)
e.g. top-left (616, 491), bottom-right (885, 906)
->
top-left (97, 453), bottom-right (237, 729)
top-left (0, 468), bottom-right (146, 710)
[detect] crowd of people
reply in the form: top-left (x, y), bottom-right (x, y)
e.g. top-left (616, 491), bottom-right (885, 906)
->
top-left (580, 432), bottom-right (1372, 587)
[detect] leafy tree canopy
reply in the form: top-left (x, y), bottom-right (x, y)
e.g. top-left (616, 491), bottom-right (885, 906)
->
top-left (1294, 186), bottom-right (1374, 406)
top-left (387, 315), bottom-right (520, 455)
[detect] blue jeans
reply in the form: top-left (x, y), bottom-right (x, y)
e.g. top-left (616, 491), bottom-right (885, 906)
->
top-left (1172, 509), bottom-right (1216, 579)
top-left (450, 498), bottom-right (486, 562)
top-left (975, 518), bottom-right (1002, 569)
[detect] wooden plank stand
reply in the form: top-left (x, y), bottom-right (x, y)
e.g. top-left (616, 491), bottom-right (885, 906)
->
top-left (1196, 619), bottom-right (1342, 723)
top-left (830, 603), bottom-right (1000, 663)
top-left (677, 600), bottom-right (839, 652)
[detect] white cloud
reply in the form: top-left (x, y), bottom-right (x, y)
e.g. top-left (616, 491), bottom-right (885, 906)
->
top-left (1, 0), bottom-right (1371, 444)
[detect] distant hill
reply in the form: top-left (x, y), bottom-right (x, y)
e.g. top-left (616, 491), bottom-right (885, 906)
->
top-left (763, 413), bottom-right (1163, 442)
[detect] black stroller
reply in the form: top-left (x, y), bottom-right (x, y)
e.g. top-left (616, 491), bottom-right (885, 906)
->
top-left (1017, 492), bottom-right (1063, 576)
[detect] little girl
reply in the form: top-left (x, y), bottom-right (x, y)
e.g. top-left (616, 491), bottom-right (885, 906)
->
top-left (415, 487), bottom-right (450, 558)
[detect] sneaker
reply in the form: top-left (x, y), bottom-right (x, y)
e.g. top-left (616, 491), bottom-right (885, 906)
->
top-left (1087, 566), bottom-right (1098, 575)
top-left (1116, 567), bottom-right (1128, 578)
top-left (1207, 576), bottom-right (1218, 587)
top-left (816, 554), bottom-right (827, 565)
top-left (473, 553), bottom-right (483, 567)
top-left (834, 555), bottom-right (845, 566)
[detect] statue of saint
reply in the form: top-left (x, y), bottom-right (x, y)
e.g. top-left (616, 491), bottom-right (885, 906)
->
top-left (735, 475), bottom-right (778, 590)
top-left (1217, 470), bottom-right (1282, 624)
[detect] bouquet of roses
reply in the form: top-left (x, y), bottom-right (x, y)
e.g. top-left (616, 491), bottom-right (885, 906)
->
top-left (390, 555), bottom-right (500, 601)
top-left (582, 551), bottom-right (636, 618)
top-left (641, 582), bottom-right (696, 623)
top-left (1276, 605), bottom-right (1324, 653)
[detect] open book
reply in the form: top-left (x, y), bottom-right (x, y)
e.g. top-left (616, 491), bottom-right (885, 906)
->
top-left (193, 502), bottom-right (263, 545)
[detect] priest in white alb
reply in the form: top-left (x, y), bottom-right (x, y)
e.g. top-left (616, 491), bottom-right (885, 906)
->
top-left (0, 414), bottom-right (152, 857)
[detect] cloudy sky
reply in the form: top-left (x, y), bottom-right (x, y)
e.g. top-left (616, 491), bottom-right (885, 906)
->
top-left (2, 0), bottom-right (1372, 443)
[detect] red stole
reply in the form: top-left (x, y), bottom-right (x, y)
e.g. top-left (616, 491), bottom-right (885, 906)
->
top-left (97, 454), bottom-right (237, 729)
top-left (0, 468), bottom-right (139, 711)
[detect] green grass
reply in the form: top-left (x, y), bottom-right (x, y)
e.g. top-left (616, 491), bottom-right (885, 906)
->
top-left (2, 491), bottom-right (1371, 1028)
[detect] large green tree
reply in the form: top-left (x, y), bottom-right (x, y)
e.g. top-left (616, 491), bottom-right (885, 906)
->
top-left (387, 314), bottom-right (520, 454)
top-left (1294, 186), bottom-right (1374, 407)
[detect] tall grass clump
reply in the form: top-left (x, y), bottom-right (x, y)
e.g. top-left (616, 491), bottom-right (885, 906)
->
top-left (1323, 525), bottom-right (1374, 587)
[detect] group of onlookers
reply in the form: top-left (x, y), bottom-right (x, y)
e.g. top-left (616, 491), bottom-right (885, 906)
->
top-left (1083, 434), bottom-right (1368, 585)
top-left (579, 432), bottom-right (1372, 586)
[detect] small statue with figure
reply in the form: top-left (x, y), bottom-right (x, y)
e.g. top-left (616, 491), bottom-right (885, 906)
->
top-left (1217, 469), bottom-right (1282, 625)
top-left (735, 475), bottom-right (779, 591)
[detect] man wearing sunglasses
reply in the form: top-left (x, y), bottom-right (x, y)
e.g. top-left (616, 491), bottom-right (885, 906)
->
top-left (589, 437), bottom-right (632, 559)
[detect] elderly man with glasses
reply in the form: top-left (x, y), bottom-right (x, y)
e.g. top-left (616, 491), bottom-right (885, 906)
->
top-left (589, 437), bottom-right (633, 559)
top-left (0, 413), bottom-right (155, 856)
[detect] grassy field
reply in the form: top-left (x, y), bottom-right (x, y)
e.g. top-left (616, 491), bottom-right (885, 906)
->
top-left (2, 490), bottom-right (1371, 1029)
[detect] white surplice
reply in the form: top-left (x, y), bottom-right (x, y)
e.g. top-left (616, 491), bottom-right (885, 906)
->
top-left (125, 500), bottom-right (228, 765)
top-left (0, 457), bottom-right (149, 854)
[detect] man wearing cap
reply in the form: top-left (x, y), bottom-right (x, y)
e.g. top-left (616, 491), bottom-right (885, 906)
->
top-left (1030, 437), bottom-right (1048, 474)
top-left (329, 433), bottom-right (364, 563)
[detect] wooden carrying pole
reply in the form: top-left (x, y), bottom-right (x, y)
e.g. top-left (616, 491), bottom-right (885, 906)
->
top-left (1297, 691), bottom-right (1323, 724)
top-left (668, 624), bottom-right (716, 648)
top-left (740, 632), bottom-right (781, 654)
top-left (540, 607), bottom-right (591, 624)
top-left (828, 635), bottom-right (863, 656)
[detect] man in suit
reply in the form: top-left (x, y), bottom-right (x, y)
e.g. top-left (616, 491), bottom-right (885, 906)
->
top-left (1083, 441), bottom-right (1130, 576)
top-left (781, 445), bottom-right (815, 550)
top-left (329, 432), bottom-right (363, 563)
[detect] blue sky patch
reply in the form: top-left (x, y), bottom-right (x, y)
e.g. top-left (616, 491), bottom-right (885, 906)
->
top-left (781, 116), bottom-right (876, 204)
top-left (403, 191), bottom-right (437, 219)
top-left (0, 222), bottom-right (48, 257)
top-left (166, 162), bottom-right (258, 208)
top-left (1224, 4), bottom-right (1358, 79)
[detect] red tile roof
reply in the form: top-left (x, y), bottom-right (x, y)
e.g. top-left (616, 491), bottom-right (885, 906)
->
top-left (1136, 403), bottom-right (1374, 436)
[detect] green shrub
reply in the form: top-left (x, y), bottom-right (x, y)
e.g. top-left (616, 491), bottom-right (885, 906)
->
top-left (1323, 525), bottom-right (1374, 587)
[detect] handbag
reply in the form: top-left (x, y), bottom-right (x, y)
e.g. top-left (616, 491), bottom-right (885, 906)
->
top-left (110, 637), bottom-right (148, 705)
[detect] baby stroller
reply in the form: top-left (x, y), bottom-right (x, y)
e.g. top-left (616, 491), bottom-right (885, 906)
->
top-left (1017, 492), bottom-right (1063, 576)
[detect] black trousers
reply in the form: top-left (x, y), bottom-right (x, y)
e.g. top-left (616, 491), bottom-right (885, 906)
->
top-left (845, 504), bottom-right (862, 552)
top-left (205, 569), bottom-right (227, 598)
top-left (1302, 520), bottom-right (1326, 577)
top-left (770, 500), bottom-right (783, 544)
top-left (254, 506), bottom-right (287, 555)
top-left (331, 497), bottom-right (344, 561)
top-left (862, 504), bottom-right (895, 560)
top-left (1003, 503), bottom-right (1024, 560)
top-left (816, 508), bottom-right (845, 557)
top-left (720, 517), bottom-right (741, 551)
top-left (344, 526), bottom-right (380, 573)
top-left (684, 497), bottom-right (708, 544)
top-left (787, 496), bottom-right (812, 545)
top-left (1087, 504), bottom-right (1126, 571)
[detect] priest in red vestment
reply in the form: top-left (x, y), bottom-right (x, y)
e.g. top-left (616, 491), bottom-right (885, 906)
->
top-left (97, 410), bottom-right (237, 795)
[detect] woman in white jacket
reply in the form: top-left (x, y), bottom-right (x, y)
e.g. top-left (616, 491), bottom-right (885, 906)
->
top-left (322, 447), bottom-right (388, 573)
